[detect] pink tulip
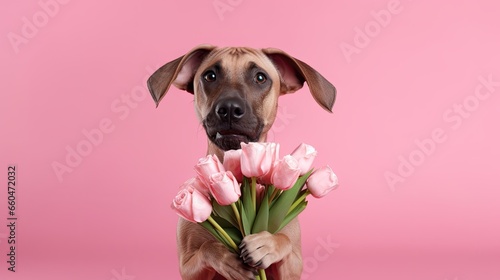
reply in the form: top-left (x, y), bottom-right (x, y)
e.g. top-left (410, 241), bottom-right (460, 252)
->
top-left (266, 142), bottom-right (280, 162)
top-left (171, 185), bottom-right (212, 223)
top-left (271, 155), bottom-right (301, 190)
top-left (240, 142), bottom-right (279, 178)
top-left (258, 163), bottom-right (276, 185)
top-left (258, 143), bottom-right (281, 184)
top-left (223, 149), bottom-right (243, 182)
top-left (291, 143), bottom-right (318, 175)
top-left (195, 154), bottom-right (225, 186)
top-left (306, 165), bottom-right (339, 198)
top-left (209, 171), bottom-right (241, 205)
top-left (180, 176), bottom-right (210, 198)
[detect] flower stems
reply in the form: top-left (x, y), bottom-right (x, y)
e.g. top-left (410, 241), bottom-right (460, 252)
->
top-left (207, 216), bottom-right (239, 253)
top-left (231, 202), bottom-right (245, 237)
top-left (258, 268), bottom-right (267, 280)
top-left (269, 187), bottom-right (280, 202)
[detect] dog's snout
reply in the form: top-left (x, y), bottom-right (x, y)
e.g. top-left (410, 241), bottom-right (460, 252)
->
top-left (215, 98), bottom-right (246, 121)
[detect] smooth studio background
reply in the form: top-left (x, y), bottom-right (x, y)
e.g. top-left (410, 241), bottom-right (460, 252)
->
top-left (1, 1), bottom-right (499, 279)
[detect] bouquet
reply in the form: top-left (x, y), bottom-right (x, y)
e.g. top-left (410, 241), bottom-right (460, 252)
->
top-left (171, 142), bottom-right (339, 280)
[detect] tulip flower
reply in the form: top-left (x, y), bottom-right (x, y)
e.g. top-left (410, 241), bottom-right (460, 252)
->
top-left (171, 185), bottom-right (212, 223)
top-left (271, 155), bottom-right (301, 190)
top-left (209, 171), bottom-right (245, 236)
top-left (291, 143), bottom-right (318, 175)
top-left (306, 165), bottom-right (339, 198)
top-left (223, 149), bottom-right (243, 182)
top-left (258, 143), bottom-right (281, 184)
top-left (209, 171), bottom-right (241, 205)
top-left (195, 154), bottom-right (225, 186)
top-left (266, 142), bottom-right (280, 163)
top-left (240, 142), bottom-right (278, 178)
top-left (180, 176), bottom-right (210, 198)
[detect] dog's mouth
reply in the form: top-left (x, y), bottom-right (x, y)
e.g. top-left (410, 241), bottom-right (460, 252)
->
top-left (208, 129), bottom-right (260, 151)
top-left (211, 130), bottom-right (253, 150)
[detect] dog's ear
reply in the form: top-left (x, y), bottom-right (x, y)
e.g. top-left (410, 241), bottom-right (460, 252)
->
top-left (147, 45), bottom-right (216, 107)
top-left (262, 48), bottom-right (337, 113)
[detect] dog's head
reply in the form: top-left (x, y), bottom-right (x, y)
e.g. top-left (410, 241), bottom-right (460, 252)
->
top-left (147, 45), bottom-right (336, 151)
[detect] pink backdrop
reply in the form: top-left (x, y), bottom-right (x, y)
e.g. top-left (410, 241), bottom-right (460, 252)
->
top-left (1, 0), bottom-right (499, 279)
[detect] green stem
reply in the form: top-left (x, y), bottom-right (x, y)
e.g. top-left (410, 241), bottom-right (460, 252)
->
top-left (231, 202), bottom-right (245, 237)
top-left (207, 216), bottom-right (239, 253)
top-left (268, 187), bottom-right (281, 203)
top-left (258, 268), bottom-right (267, 280)
top-left (251, 177), bottom-right (257, 211)
top-left (287, 190), bottom-right (310, 215)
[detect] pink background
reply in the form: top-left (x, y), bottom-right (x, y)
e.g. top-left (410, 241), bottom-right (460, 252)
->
top-left (1, 0), bottom-right (499, 279)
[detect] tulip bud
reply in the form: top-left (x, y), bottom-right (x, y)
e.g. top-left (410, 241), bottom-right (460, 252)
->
top-left (291, 143), bottom-right (318, 175)
top-left (271, 155), bottom-right (301, 190)
top-left (306, 165), bottom-right (339, 198)
top-left (209, 171), bottom-right (241, 205)
top-left (171, 185), bottom-right (212, 223)
top-left (240, 142), bottom-right (279, 178)
top-left (195, 154), bottom-right (225, 186)
top-left (223, 149), bottom-right (243, 182)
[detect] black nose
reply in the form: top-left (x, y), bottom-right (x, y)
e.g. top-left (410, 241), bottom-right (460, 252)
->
top-left (215, 98), bottom-right (246, 121)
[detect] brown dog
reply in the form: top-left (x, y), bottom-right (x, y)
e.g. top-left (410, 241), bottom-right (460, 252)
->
top-left (148, 45), bottom-right (336, 280)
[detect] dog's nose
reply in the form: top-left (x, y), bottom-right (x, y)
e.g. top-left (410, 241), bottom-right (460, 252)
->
top-left (215, 98), bottom-right (245, 121)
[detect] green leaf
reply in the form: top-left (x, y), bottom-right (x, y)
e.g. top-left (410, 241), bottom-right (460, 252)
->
top-left (212, 214), bottom-right (236, 229)
top-left (267, 184), bottom-right (276, 196)
top-left (277, 200), bottom-right (308, 232)
top-left (199, 220), bottom-right (234, 252)
top-left (199, 220), bottom-right (219, 240)
top-left (241, 177), bottom-right (250, 201)
top-left (224, 226), bottom-right (243, 245)
top-left (212, 200), bottom-right (239, 229)
top-left (268, 185), bottom-right (283, 209)
top-left (239, 203), bottom-right (251, 236)
top-left (252, 190), bottom-right (269, 233)
top-left (241, 177), bottom-right (255, 229)
top-left (268, 170), bottom-right (313, 233)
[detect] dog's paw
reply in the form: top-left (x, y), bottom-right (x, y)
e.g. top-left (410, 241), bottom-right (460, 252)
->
top-left (201, 241), bottom-right (256, 280)
top-left (239, 231), bottom-right (292, 270)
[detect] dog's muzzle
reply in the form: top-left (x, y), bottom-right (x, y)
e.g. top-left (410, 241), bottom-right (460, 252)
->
top-left (203, 97), bottom-right (262, 151)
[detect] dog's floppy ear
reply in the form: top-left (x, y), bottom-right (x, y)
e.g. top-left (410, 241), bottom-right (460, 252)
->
top-left (147, 45), bottom-right (216, 107)
top-left (262, 48), bottom-right (337, 113)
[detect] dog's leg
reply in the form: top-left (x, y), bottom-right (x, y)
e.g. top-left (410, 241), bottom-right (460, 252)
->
top-left (177, 219), bottom-right (256, 280)
top-left (239, 218), bottom-right (302, 280)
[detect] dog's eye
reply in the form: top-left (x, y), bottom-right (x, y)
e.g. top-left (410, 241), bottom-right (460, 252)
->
top-left (203, 71), bottom-right (216, 82)
top-left (254, 72), bottom-right (267, 84)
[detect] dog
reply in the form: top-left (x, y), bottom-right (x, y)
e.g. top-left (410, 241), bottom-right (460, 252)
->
top-left (147, 45), bottom-right (336, 280)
